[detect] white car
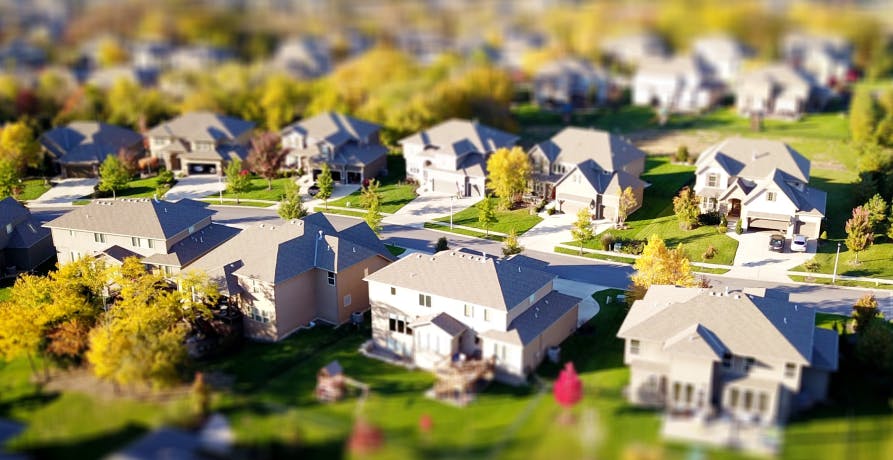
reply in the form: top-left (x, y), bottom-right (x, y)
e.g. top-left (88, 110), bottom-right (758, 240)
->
top-left (791, 234), bottom-right (808, 252)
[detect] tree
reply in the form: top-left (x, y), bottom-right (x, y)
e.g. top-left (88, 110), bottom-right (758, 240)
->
top-left (502, 228), bottom-right (524, 256)
top-left (0, 158), bottom-right (20, 199)
top-left (617, 186), bottom-right (638, 228)
top-left (96, 37), bottom-right (129, 68)
top-left (853, 294), bottom-right (880, 334)
top-left (570, 208), bottom-right (594, 255)
top-left (856, 318), bottom-right (893, 374)
top-left (435, 236), bottom-right (449, 252)
top-left (225, 159), bottom-right (252, 204)
top-left (863, 193), bottom-right (888, 234)
top-left (278, 180), bottom-right (308, 220)
top-left (672, 186), bottom-right (700, 230)
top-left (98, 155), bottom-right (131, 199)
top-left (0, 121), bottom-right (40, 171)
top-left (259, 75), bottom-right (301, 131)
top-left (360, 178), bottom-right (381, 210)
top-left (845, 206), bottom-right (874, 263)
top-left (631, 234), bottom-right (697, 290)
top-left (674, 145), bottom-right (690, 163)
top-left (486, 146), bottom-right (531, 210)
top-left (316, 163), bottom-right (334, 210)
top-left (364, 202), bottom-right (383, 234)
top-left (247, 132), bottom-right (289, 190)
top-left (477, 196), bottom-right (498, 237)
top-left (850, 88), bottom-right (879, 144)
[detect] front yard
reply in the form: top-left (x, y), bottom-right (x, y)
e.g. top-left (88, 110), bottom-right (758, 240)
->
top-left (795, 239), bottom-right (893, 280)
top-left (433, 197), bottom-right (543, 236)
top-left (325, 155), bottom-right (419, 214)
top-left (13, 178), bottom-right (52, 201)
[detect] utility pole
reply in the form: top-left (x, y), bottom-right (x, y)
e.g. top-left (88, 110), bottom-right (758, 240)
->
top-left (832, 242), bottom-right (842, 284)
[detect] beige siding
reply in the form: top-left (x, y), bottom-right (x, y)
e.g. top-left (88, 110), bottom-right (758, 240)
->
top-left (271, 271), bottom-right (317, 339)
top-left (332, 255), bottom-right (390, 325)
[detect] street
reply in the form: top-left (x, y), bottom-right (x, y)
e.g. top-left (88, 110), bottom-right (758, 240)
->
top-left (31, 205), bottom-right (891, 317)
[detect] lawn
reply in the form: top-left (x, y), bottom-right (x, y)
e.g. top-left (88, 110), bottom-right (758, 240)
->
top-left (795, 239), bottom-right (893, 280)
top-left (563, 156), bottom-right (739, 265)
top-left (216, 177), bottom-right (294, 202)
top-left (385, 244), bottom-right (405, 257)
top-left (433, 197), bottom-right (543, 236)
top-left (423, 221), bottom-right (505, 242)
top-left (13, 179), bottom-right (52, 201)
top-left (77, 176), bottom-right (168, 200)
top-left (326, 155), bottom-right (419, 214)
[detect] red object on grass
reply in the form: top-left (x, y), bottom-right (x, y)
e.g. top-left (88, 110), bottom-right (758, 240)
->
top-left (553, 362), bottom-right (583, 408)
top-left (419, 413), bottom-right (433, 433)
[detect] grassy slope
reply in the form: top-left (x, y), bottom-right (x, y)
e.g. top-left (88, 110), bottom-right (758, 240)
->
top-left (434, 197), bottom-right (543, 235)
top-left (16, 179), bottom-right (52, 201)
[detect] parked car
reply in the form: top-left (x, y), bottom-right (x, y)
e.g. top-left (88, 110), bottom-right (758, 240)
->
top-left (791, 234), bottom-right (808, 252)
top-left (307, 183), bottom-right (320, 197)
top-left (769, 234), bottom-right (785, 252)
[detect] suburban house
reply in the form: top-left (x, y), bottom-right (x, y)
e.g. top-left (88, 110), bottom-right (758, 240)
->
top-left (692, 35), bottom-right (746, 84)
top-left (782, 32), bottom-right (852, 89)
top-left (168, 45), bottom-right (234, 72)
top-left (617, 285), bottom-right (837, 436)
top-left (40, 121), bottom-right (144, 178)
top-left (43, 198), bottom-right (239, 275)
top-left (528, 127), bottom-right (647, 221)
top-left (146, 112), bottom-right (255, 176)
top-left (188, 213), bottom-right (394, 341)
top-left (280, 112), bottom-right (388, 184)
top-left (632, 55), bottom-right (724, 113)
top-left (365, 250), bottom-right (581, 384)
top-left (498, 28), bottom-right (548, 73)
top-left (735, 65), bottom-right (813, 119)
top-left (533, 58), bottom-right (610, 109)
top-left (600, 32), bottom-right (668, 68)
top-left (270, 37), bottom-right (332, 80)
top-left (693, 137), bottom-right (826, 238)
top-left (400, 119), bottom-right (519, 197)
top-left (0, 197), bottom-right (55, 275)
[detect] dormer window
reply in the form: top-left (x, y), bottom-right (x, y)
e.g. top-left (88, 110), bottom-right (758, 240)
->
top-left (707, 173), bottom-right (719, 188)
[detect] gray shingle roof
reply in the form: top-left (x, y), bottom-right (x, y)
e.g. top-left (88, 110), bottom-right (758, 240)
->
top-left (411, 312), bottom-right (468, 337)
top-left (1, 197), bottom-right (48, 250)
top-left (530, 127), bottom-right (646, 173)
top-left (555, 160), bottom-right (647, 196)
top-left (696, 137), bottom-right (811, 184)
top-left (398, 119), bottom-right (518, 157)
top-left (142, 223), bottom-right (241, 268)
top-left (188, 214), bottom-right (393, 284)
top-left (147, 112), bottom-right (254, 143)
top-left (618, 286), bottom-right (827, 365)
top-left (40, 121), bottom-right (143, 164)
top-left (100, 245), bottom-right (142, 263)
top-left (364, 249), bottom-right (556, 311)
top-left (737, 64), bottom-right (811, 96)
top-left (744, 169), bottom-right (827, 216)
top-left (43, 199), bottom-right (215, 240)
top-left (282, 112), bottom-right (381, 148)
top-left (480, 290), bottom-right (580, 345)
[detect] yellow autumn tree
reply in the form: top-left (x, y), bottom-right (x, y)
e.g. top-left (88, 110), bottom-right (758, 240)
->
top-left (631, 234), bottom-right (697, 290)
top-left (486, 146), bottom-right (531, 210)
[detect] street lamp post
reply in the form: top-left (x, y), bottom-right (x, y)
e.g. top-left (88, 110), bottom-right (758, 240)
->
top-left (450, 196), bottom-right (454, 230)
top-left (219, 175), bottom-right (224, 205)
top-left (832, 242), bottom-right (842, 284)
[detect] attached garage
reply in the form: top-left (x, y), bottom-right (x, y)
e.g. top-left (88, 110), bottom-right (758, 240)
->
top-left (795, 219), bottom-right (820, 239)
top-left (745, 211), bottom-right (791, 233)
top-left (186, 162), bottom-right (220, 175)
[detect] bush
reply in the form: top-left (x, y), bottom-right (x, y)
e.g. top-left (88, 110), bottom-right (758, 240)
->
top-left (674, 145), bottom-right (690, 163)
top-left (615, 237), bottom-right (646, 255)
top-left (820, 230), bottom-right (828, 241)
top-left (804, 260), bottom-right (821, 272)
top-left (534, 199), bottom-right (547, 213)
top-left (719, 214), bottom-right (728, 228)
top-left (735, 219), bottom-right (743, 234)
top-left (434, 237), bottom-right (449, 252)
top-left (600, 233), bottom-right (615, 251)
top-left (92, 183), bottom-right (113, 198)
top-left (156, 169), bottom-right (176, 187)
top-left (698, 211), bottom-right (723, 226)
top-left (547, 207), bottom-right (556, 215)
top-left (702, 244), bottom-right (716, 260)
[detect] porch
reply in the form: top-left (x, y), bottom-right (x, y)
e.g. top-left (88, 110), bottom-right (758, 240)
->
top-left (661, 412), bottom-right (781, 456)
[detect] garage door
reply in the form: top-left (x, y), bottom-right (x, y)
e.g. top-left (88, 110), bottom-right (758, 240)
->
top-left (748, 218), bottom-right (789, 232)
top-left (796, 221), bottom-right (818, 238)
top-left (188, 163), bottom-right (219, 175)
top-left (432, 178), bottom-right (460, 195)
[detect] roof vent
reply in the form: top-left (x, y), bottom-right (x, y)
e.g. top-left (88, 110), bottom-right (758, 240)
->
top-left (518, 266), bottom-right (521, 273)
top-left (260, 223), bottom-right (264, 228)
top-left (352, 247), bottom-right (357, 253)
top-left (430, 257), bottom-right (436, 261)
top-left (164, 208), bottom-right (167, 213)
top-left (795, 304), bottom-right (798, 311)
top-left (318, 230), bottom-right (324, 240)
top-left (783, 317), bottom-right (787, 324)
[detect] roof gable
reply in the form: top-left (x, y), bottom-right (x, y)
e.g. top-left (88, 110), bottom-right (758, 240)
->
top-left (43, 199), bottom-right (215, 240)
top-left (147, 112), bottom-right (254, 143)
top-left (696, 137), bottom-right (810, 183)
top-left (398, 119), bottom-right (518, 157)
top-left (532, 127), bottom-right (645, 172)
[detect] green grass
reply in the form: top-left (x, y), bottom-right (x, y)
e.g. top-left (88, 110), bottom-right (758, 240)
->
top-left (200, 199), bottom-right (274, 208)
top-left (788, 274), bottom-right (893, 290)
top-left (816, 313), bottom-right (850, 334)
top-left (385, 244), bottom-right (406, 257)
top-left (312, 207), bottom-right (366, 218)
top-left (553, 246), bottom-right (731, 274)
top-left (215, 177), bottom-right (294, 202)
top-left (14, 179), bottom-right (52, 201)
top-left (795, 240), bottom-right (893, 280)
top-left (423, 221), bottom-right (506, 242)
top-left (563, 156), bottom-right (739, 265)
top-left (326, 156), bottom-right (419, 214)
top-left (433, 197), bottom-right (543, 235)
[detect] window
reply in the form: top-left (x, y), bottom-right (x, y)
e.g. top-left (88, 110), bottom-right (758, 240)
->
top-left (327, 271), bottom-right (336, 286)
top-left (132, 237), bottom-right (139, 247)
top-left (684, 384), bottom-right (693, 404)
top-left (744, 390), bottom-right (753, 411)
top-left (390, 287), bottom-right (397, 296)
top-left (766, 191), bottom-right (776, 202)
top-left (707, 173), bottom-right (719, 188)
top-left (162, 266), bottom-right (173, 276)
top-left (758, 393), bottom-right (768, 412)
top-left (147, 239), bottom-right (154, 249)
top-left (484, 309), bottom-right (491, 322)
top-left (464, 304), bottom-right (473, 317)
top-left (784, 363), bottom-right (796, 378)
top-left (729, 388), bottom-right (740, 408)
top-left (722, 352), bottom-right (732, 368)
top-left (630, 339), bottom-right (640, 355)
top-left (388, 314), bottom-right (411, 335)
top-left (94, 233), bottom-right (105, 243)
top-left (344, 294), bottom-right (352, 307)
top-left (418, 294), bottom-right (431, 307)
top-left (673, 382), bottom-right (681, 402)
top-left (250, 306), bottom-right (272, 324)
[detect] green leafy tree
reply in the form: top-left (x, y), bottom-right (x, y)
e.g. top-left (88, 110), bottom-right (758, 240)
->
top-left (278, 180), bottom-right (308, 220)
top-left (853, 294), bottom-right (880, 334)
top-left (0, 158), bottom-right (20, 198)
top-left (98, 155), bottom-right (131, 199)
top-left (96, 37), bottom-right (129, 68)
top-left (477, 196), bottom-right (498, 237)
top-left (631, 234), bottom-right (697, 290)
top-left (434, 236), bottom-right (449, 252)
top-left (502, 228), bottom-right (524, 256)
top-left (316, 163), bottom-right (334, 210)
top-left (850, 88), bottom-right (879, 144)
top-left (0, 121), bottom-right (41, 171)
top-left (225, 158), bottom-right (252, 204)
top-left (570, 208), bottom-right (594, 255)
top-left (863, 193), bottom-right (888, 234)
top-left (486, 146), bottom-right (531, 210)
top-left (360, 178), bottom-right (381, 210)
top-left (672, 186), bottom-right (700, 230)
top-left (259, 75), bottom-right (301, 131)
top-left (856, 318), bottom-right (893, 374)
top-left (617, 186), bottom-right (638, 227)
top-left (364, 202), bottom-right (383, 235)
top-left (845, 206), bottom-right (874, 263)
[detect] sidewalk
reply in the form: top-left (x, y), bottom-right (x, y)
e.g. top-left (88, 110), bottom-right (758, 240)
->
top-left (164, 176), bottom-right (225, 202)
top-left (553, 278), bottom-right (604, 326)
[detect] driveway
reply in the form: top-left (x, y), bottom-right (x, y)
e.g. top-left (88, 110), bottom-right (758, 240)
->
top-left (383, 192), bottom-right (482, 228)
top-left (164, 176), bottom-right (226, 202)
top-left (26, 178), bottom-right (97, 207)
top-left (724, 231), bottom-right (815, 281)
top-left (516, 212), bottom-right (576, 252)
top-left (553, 278), bottom-right (604, 326)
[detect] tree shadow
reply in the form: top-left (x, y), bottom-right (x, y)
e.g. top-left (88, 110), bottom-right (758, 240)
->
top-left (19, 423), bottom-right (146, 460)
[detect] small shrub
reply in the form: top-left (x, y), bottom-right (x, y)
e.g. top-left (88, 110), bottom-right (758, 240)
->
top-left (719, 214), bottom-right (728, 228)
top-left (156, 169), bottom-right (176, 187)
top-left (698, 211), bottom-right (722, 226)
top-left (534, 199), bottom-right (547, 213)
top-left (702, 244), bottom-right (716, 260)
top-left (804, 260), bottom-right (821, 272)
top-left (600, 233), bottom-right (616, 251)
top-left (819, 230), bottom-right (828, 241)
top-left (735, 219), bottom-right (743, 234)
top-left (674, 145), bottom-right (690, 163)
top-left (434, 237), bottom-right (449, 252)
top-left (547, 207), bottom-right (556, 215)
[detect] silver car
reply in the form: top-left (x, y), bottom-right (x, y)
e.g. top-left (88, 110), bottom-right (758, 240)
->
top-left (791, 234), bottom-right (808, 252)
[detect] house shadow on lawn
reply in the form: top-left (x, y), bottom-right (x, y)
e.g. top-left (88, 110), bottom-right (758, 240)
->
top-left (19, 422), bottom-right (146, 460)
top-left (0, 391), bottom-right (60, 419)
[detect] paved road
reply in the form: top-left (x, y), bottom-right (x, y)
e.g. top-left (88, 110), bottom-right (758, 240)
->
top-left (31, 205), bottom-right (890, 317)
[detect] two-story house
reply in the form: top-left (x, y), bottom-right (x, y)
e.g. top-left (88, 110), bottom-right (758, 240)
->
top-left (692, 35), bottom-right (747, 85)
top-left (280, 112), bottom-right (388, 184)
top-left (43, 198), bottom-right (239, 275)
top-left (617, 285), bottom-right (837, 431)
top-left (735, 65), bottom-right (814, 119)
top-left (365, 250), bottom-right (581, 384)
top-left (188, 213), bottom-right (394, 341)
top-left (632, 55), bottom-right (724, 113)
top-left (40, 121), bottom-right (145, 178)
top-left (528, 127), bottom-right (647, 221)
top-left (0, 197), bottom-right (54, 275)
top-left (400, 119), bottom-right (519, 197)
top-left (270, 37), bottom-right (332, 80)
top-left (693, 137), bottom-right (826, 238)
top-left (782, 32), bottom-right (852, 90)
top-left (533, 58), bottom-right (610, 109)
top-left (146, 112), bottom-right (255, 176)
top-left (600, 32), bottom-right (668, 68)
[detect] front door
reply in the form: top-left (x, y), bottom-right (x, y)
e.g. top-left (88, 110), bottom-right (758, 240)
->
top-left (729, 199), bottom-right (742, 217)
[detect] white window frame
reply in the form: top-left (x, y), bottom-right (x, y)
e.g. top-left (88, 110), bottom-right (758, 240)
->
top-left (327, 271), bottom-right (336, 286)
top-left (707, 173), bottom-right (719, 188)
top-left (344, 294), bottom-right (352, 307)
top-left (766, 191), bottom-right (776, 202)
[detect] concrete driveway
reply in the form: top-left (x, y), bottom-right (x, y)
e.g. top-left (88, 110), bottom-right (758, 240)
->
top-left (517, 212), bottom-right (576, 252)
top-left (553, 278), bottom-right (604, 326)
top-left (724, 230), bottom-right (815, 281)
top-left (383, 192), bottom-right (482, 228)
top-left (165, 176), bottom-right (226, 202)
top-left (27, 178), bottom-right (97, 207)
